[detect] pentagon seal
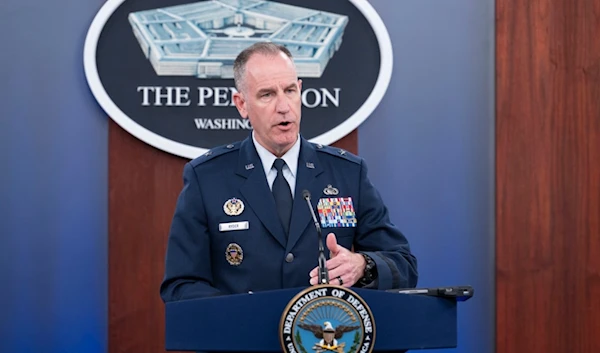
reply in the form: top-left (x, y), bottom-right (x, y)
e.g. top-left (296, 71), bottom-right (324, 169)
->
top-left (280, 285), bottom-right (375, 353)
top-left (225, 243), bottom-right (243, 266)
top-left (223, 197), bottom-right (244, 216)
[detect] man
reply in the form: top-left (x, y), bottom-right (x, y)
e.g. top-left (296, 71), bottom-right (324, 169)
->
top-left (160, 42), bottom-right (418, 302)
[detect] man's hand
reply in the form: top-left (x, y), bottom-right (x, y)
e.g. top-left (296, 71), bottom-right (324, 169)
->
top-left (309, 233), bottom-right (366, 287)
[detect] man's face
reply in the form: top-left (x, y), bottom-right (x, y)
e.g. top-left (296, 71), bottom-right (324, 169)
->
top-left (233, 52), bottom-right (302, 157)
top-left (323, 332), bottom-right (334, 344)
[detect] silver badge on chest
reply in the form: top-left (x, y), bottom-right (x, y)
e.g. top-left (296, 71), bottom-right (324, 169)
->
top-left (323, 184), bottom-right (339, 196)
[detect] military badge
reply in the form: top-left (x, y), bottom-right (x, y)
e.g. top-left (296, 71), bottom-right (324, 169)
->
top-left (225, 243), bottom-right (243, 266)
top-left (280, 285), bottom-right (375, 353)
top-left (317, 197), bottom-right (357, 228)
top-left (223, 197), bottom-right (244, 216)
top-left (323, 184), bottom-right (339, 195)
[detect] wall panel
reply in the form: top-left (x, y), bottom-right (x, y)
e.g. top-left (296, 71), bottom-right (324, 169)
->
top-left (496, 1), bottom-right (600, 352)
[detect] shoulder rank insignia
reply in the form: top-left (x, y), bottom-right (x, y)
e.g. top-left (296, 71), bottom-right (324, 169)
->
top-left (225, 243), bottom-right (243, 266)
top-left (223, 197), bottom-right (244, 216)
top-left (323, 184), bottom-right (339, 196)
top-left (317, 197), bottom-right (357, 228)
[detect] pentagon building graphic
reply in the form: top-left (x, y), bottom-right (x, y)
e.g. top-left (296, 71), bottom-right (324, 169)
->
top-left (128, 0), bottom-right (349, 78)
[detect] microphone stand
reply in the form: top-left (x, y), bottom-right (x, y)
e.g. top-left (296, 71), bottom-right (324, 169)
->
top-left (317, 233), bottom-right (329, 284)
top-left (303, 190), bottom-right (329, 284)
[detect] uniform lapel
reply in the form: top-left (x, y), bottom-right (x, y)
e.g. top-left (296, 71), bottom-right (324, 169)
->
top-left (286, 138), bottom-right (324, 253)
top-left (236, 137), bottom-right (287, 248)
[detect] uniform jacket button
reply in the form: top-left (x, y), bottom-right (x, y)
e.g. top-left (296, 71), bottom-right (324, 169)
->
top-left (285, 253), bottom-right (294, 263)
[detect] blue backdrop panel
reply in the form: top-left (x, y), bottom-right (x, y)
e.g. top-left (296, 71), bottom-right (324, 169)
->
top-left (362, 1), bottom-right (495, 353)
top-left (0, 0), bottom-right (108, 352)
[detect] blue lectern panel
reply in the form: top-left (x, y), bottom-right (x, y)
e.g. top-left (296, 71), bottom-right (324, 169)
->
top-left (166, 287), bottom-right (457, 352)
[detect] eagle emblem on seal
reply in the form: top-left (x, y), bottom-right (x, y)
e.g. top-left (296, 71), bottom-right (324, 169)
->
top-left (300, 321), bottom-right (360, 353)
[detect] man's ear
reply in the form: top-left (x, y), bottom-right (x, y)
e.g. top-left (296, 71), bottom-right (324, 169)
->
top-left (298, 79), bottom-right (302, 91)
top-left (233, 92), bottom-right (248, 118)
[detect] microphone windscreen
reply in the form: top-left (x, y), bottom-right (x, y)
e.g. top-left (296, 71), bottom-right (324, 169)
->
top-left (302, 189), bottom-right (311, 200)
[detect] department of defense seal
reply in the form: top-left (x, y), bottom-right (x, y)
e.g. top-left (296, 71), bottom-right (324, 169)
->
top-left (223, 197), bottom-right (244, 216)
top-left (280, 285), bottom-right (375, 353)
top-left (225, 243), bottom-right (243, 266)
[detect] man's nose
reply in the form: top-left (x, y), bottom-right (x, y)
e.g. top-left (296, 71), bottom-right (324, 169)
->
top-left (275, 94), bottom-right (290, 114)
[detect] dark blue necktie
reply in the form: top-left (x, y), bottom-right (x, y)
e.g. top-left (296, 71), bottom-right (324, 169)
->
top-left (272, 158), bottom-right (292, 235)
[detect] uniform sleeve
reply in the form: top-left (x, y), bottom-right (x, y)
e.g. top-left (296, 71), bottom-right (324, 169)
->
top-left (160, 162), bottom-right (221, 302)
top-left (353, 159), bottom-right (418, 290)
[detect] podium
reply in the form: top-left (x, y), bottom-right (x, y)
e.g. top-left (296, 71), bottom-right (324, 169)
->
top-left (165, 287), bottom-right (460, 352)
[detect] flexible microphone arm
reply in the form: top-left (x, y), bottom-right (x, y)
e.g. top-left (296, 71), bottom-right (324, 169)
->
top-left (302, 190), bottom-right (329, 284)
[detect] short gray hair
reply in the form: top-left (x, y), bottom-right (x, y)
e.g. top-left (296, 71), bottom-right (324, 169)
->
top-left (233, 42), bottom-right (294, 93)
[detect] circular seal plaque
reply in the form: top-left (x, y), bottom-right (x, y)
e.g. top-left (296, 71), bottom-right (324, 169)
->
top-left (280, 285), bottom-right (375, 353)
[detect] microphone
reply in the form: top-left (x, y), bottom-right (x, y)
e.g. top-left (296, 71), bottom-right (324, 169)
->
top-left (302, 190), bottom-right (329, 285)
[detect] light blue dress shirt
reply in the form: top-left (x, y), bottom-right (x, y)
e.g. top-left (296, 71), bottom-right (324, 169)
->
top-left (252, 132), bottom-right (300, 198)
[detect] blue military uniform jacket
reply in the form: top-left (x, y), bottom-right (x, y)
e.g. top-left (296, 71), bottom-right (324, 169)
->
top-left (160, 135), bottom-right (418, 302)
